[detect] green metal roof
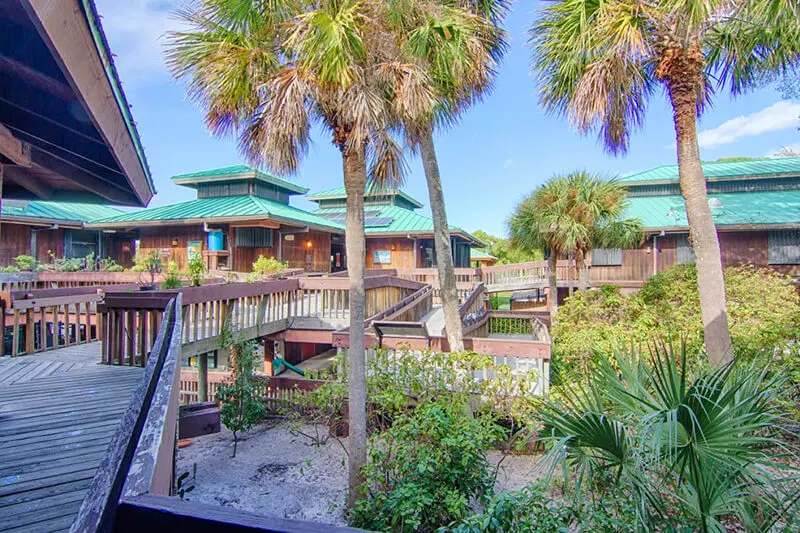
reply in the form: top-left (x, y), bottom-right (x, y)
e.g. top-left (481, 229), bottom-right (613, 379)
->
top-left (621, 157), bottom-right (800, 184)
top-left (307, 186), bottom-right (424, 208)
top-left (1, 200), bottom-right (124, 223)
top-left (313, 205), bottom-right (481, 244)
top-left (171, 165), bottom-right (308, 194)
top-left (470, 248), bottom-right (497, 260)
top-left (89, 195), bottom-right (343, 231)
top-left (625, 189), bottom-right (800, 230)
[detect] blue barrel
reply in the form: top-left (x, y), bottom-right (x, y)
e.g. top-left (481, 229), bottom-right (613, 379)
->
top-left (207, 231), bottom-right (224, 251)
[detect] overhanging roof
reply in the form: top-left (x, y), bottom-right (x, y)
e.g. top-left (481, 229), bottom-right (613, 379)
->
top-left (626, 189), bottom-right (800, 231)
top-left (0, 0), bottom-right (154, 206)
top-left (621, 157), bottom-right (800, 186)
top-left (1, 198), bottom-right (122, 227)
top-left (87, 195), bottom-right (345, 233)
top-left (307, 186), bottom-right (424, 209)
top-left (314, 205), bottom-right (483, 245)
top-left (171, 165), bottom-right (309, 195)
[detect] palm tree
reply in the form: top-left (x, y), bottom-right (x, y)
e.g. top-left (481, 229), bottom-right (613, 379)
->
top-left (384, 0), bottom-right (508, 351)
top-left (509, 171), bottom-right (642, 319)
top-left (165, 0), bottom-right (407, 506)
top-left (529, 0), bottom-right (800, 367)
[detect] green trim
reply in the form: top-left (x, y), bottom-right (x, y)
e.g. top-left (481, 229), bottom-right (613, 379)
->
top-left (81, 0), bottom-right (154, 193)
top-left (171, 165), bottom-right (308, 194)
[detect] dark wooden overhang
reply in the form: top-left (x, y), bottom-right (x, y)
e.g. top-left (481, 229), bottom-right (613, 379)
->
top-left (0, 0), bottom-right (154, 206)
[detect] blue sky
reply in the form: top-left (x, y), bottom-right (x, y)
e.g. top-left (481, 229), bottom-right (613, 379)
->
top-left (95, 0), bottom-right (800, 237)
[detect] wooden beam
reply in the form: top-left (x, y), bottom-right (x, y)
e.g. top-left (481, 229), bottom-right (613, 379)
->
top-left (11, 170), bottom-right (52, 199)
top-left (0, 124), bottom-right (32, 167)
top-left (229, 221), bottom-right (281, 229)
top-left (0, 53), bottom-right (75, 101)
top-left (30, 146), bottom-right (138, 205)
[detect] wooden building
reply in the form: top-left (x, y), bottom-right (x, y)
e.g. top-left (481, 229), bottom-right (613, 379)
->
top-left (309, 186), bottom-right (483, 269)
top-left (88, 166), bottom-right (344, 272)
top-left (471, 248), bottom-right (499, 267)
top-left (589, 157), bottom-right (800, 286)
top-left (0, 200), bottom-right (136, 266)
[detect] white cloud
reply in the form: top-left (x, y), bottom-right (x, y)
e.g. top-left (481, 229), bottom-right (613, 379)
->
top-left (503, 158), bottom-right (513, 168)
top-left (698, 100), bottom-right (800, 148)
top-left (766, 142), bottom-right (800, 158)
top-left (94, 0), bottom-right (184, 85)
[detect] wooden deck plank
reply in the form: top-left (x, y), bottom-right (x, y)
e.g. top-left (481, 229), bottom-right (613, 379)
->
top-left (0, 343), bottom-right (142, 532)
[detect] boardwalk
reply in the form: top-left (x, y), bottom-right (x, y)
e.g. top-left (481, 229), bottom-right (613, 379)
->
top-left (0, 344), bottom-right (142, 532)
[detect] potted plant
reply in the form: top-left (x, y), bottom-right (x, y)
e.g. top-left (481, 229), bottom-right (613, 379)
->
top-left (134, 250), bottom-right (163, 290)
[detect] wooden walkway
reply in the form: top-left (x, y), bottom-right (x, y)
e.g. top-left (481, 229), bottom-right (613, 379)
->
top-left (0, 344), bottom-right (142, 532)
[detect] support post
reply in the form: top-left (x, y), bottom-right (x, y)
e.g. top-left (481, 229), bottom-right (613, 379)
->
top-left (197, 352), bottom-right (208, 403)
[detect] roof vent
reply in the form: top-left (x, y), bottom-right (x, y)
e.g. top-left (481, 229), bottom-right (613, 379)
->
top-left (708, 198), bottom-right (723, 209)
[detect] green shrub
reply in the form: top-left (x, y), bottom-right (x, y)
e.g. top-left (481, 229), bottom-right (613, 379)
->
top-left (247, 255), bottom-right (286, 281)
top-left (553, 264), bottom-right (800, 380)
top-left (161, 260), bottom-right (183, 289)
top-left (351, 401), bottom-right (504, 532)
top-left (0, 265), bottom-right (20, 273)
top-left (447, 480), bottom-right (648, 533)
top-left (188, 251), bottom-right (206, 287)
top-left (538, 344), bottom-right (798, 532)
top-left (100, 257), bottom-right (124, 272)
top-left (13, 255), bottom-right (36, 271)
top-left (131, 250), bottom-right (163, 286)
top-left (216, 340), bottom-right (267, 457)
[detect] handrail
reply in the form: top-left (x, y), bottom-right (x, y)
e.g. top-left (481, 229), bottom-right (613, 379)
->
top-left (458, 282), bottom-right (485, 319)
top-left (71, 293), bottom-right (183, 532)
top-left (367, 285), bottom-right (433, 326)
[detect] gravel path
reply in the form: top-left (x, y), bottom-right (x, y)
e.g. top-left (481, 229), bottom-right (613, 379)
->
top-left (177, 421), bottom-right (545, 527)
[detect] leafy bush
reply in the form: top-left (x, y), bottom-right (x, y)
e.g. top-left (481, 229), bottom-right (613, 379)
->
top-left (553, 264), bottom-right (800, 380)
top-left (188, 251), bottom-right (206, 287)
top-left (216, 340), bottom-right (267, 457)
top-left (351, 401), bottom-right (504, 532)
top-left (247, 255), bottom-right (286, 281)
top-left (161, 260), bottom-right (183, 289)
top-left (0, 265), bottom-right (20, 272)
top-left (13, 255), bottom-right (36, 271)
top-left (538, 344), bottom-right (798, 532)
top-left (447, 480), bottom-right (647, 533)
top-left (131, 250), bottom-right (163, 286)
top-left (100, 257), bottom-right (124, 272)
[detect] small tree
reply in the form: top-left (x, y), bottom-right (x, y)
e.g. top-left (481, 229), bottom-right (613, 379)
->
top-left (132, 250), bottom-right (163, 288)
top-left (188, 251), bottom-right (206, 287)
top-left (216, 340), bottom-right (266, 457)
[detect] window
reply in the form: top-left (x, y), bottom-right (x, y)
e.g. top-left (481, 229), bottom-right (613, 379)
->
top-left (591, 248), bottom-right (622, 266)
top-left (676, 234), bottom-right (695, 264)
top-left (768, 230), bottom-right (800, 265)
top-left (235, 227), bottom-right (273, 248)
top-left (186, 353), bottom-right (218, 369)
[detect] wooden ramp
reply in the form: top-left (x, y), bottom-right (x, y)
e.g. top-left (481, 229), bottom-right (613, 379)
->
top-left (0, 344), bottom-right (142, 532)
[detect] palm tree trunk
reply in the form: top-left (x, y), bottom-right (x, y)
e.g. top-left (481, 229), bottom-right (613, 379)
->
top-left (419, 131), bottom-right (464, 351)
top-left (665, 55), bottom-right (732, 367)
top-left (547, 251), bottom-right (558, 320)
top-left (576, 248), bottom-right (589, 291)
top-left (343, 146), bottom-right (368, 508)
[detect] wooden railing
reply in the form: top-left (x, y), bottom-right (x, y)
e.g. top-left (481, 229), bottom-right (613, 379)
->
top-left (395, 261), bottom-right (580, 294)
top-left (458, 283), bottom-right (488, 336)
top-left (1, 284), bottom-right (141, 357)
top-left (99, 276), bottom-right (427, 366)
top-left (481, 311), bottom-right (552, 342)
top-left (0, 271), bottom-right (167, 292)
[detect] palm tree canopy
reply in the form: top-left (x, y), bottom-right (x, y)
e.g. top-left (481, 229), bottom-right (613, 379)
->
top-left (165, 0), bottom-right (419, 186)
top-left (508, 171), bottom-right (643, 257)
top-left (529, 0), bottom-right (800, 154)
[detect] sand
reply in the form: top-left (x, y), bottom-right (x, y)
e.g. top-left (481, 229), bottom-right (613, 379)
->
top-left (176, 421), bottom-right (545, 527)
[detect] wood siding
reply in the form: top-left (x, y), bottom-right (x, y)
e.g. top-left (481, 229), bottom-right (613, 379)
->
top-left (232, 244), bottom-right (276, 272)
top-left (0, 223), bottom-right (32, 265)
top-left (138, 225), bottom-right (206, 270)
top-left (279, 230), bottom-right (331, 272)
top-left (591, 230), bottom-right (800, 284)
top-left (366, 237), bottom-right (416, 269)
top-left (35, 228), bottom-right (65, 262)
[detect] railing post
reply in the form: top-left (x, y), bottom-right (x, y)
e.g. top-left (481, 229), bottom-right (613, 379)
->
top-left (197, 352), bottom-right (208, 403)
